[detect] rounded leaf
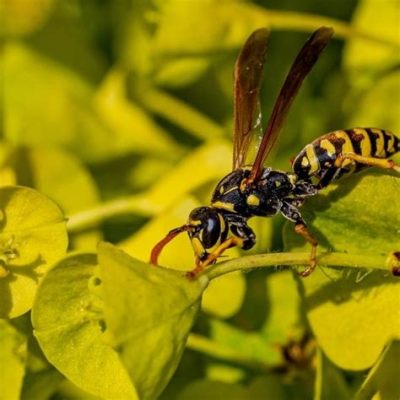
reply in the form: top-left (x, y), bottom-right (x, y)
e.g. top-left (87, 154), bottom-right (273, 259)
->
top-left (98, 242), bottom-right (207, 400)
top-left (284, 174), bottom-right (400, 370)
top-left (0, 186), bottom-right (68, 318)
top-left (32, 253), bottom-right (138, 399)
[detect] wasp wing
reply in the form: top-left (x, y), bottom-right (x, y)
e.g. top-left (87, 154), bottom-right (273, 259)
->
top-left (233, 28), bottom-right (270, 170)
top-left (248, 26), bottom-right (334, 182)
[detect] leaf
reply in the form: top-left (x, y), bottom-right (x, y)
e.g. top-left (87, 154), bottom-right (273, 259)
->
top-left (32, 253), bottom-right (138, 399)
top-left (1, 0), bottom-right (55, 37)
top-left (314, 350), bottom-right (352, 400)
top-left (348, 71), bottom-right (400, 134)
top-left (98, 242), bottom-right (208, 400)
top-left (141, 141), bottom-right (232, 213)
top-left (261, 271), bottom-right (303, 344)
top-left (0, 144), bottom-right (101, 249)
top-left (284, 173), bottom-right (400, 370)
top-left (94, 70), bottom-right (183, 158)
top-left (0, 320), bottom-right (27, 400)
top-left (0, 186), bottom-right (68, 318)
top-left (21, 369), bottom-right (64, 400)
top-left (4, 44), bottom-right (167, 163)
top-left (177, 380), bottom-right (247, 400)
top-left (177, 376), bottom-right (287, 400)
top-left (344, 0), bottom-right (400, 73)
top-left (209, 318), bottom-right (283, 366)
top-left (356, 341), bottom-right (400, 400)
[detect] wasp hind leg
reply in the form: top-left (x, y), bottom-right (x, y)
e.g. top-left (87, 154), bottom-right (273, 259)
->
top-left (334, 153), bottom-right (400, 173)
top-left (281, 201), bottom-right (318, 277)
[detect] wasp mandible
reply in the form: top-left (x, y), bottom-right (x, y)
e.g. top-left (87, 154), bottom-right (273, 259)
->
top-left (151, 27), bottom-right (400, 278)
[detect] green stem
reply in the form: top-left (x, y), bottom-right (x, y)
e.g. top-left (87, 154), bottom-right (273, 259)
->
top-left (205, 252), bottom-right (388, 280)
top-left (260, 8), bottom-right (399, 47)
top-left (66, 195), bottom-right (155, 233)
top-left (139, 87), bottom-right (225, 140)
top-left (186, 333), bottom-right (270, 372)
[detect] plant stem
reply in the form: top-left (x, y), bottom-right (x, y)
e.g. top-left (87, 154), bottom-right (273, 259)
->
top-left (205, 252), bottom-right (388, 280)
top-left (66, 195), bottom-right (155, 233)
top-left (262, 9), bottom-right (399, 47)
top-left (140, 87), bottom-right (225, 140)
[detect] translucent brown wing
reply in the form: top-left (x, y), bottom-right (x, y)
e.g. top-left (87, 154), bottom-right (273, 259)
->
top-left (233, 28), bottom-right (270, 170)
top-left (248, 26), bottom-right (334, 182)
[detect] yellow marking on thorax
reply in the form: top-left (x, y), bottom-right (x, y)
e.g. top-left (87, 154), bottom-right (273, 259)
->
top-left (212, 201), bottom-right (235, 212)
top-left (334, 130), bottom-right (354, 167)
top-left (371, 128), bottom-right (385, 157)
top-left (288, 174), bottom-right (297, 185)
top-left (319, 139), bottom-right (336, 157)
top-left (353, 128), bottom-right (372, 157)
top-left (246, 194), bottom-right (260, 207)
top-left (224, 185), bottom-right (239, 195)
top-left (305, 144), bottom-right (320, 173)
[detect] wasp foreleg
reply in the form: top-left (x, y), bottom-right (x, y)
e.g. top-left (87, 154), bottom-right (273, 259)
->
top-left (281, 200), bottom-right (318, 277)
top-left (186, 236), bottom-right (244, 279)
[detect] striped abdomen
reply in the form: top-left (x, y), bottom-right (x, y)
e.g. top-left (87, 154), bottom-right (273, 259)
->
top-left (292, 128), bottom-right (399, 187)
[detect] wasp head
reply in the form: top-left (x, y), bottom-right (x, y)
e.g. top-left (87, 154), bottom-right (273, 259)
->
top-left (150, 206), bottom-right (226, 266)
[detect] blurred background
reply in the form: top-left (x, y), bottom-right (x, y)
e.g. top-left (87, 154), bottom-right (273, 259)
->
top-left (1, 0), bottom-right (399, 398)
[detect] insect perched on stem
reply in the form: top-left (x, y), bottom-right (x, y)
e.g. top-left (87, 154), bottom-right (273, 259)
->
top-left (150, 27), bottom-right (400, 279)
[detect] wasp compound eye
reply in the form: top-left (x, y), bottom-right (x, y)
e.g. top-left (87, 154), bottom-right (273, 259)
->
top-left (187, 207), bottom-right (224, 258)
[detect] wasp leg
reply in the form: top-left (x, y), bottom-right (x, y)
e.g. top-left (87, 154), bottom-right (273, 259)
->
top-left (186, 236), bottom-right (243, 280)
top-left (281, 201), bottom-right (318, 277)
top-left (294, 224), bottom-right (318, 277)
top-left (292, 181), bottom-right (318, 197)
top-left (316, 167), bottom-right (337, 189)
top-left (334, 152), bottom-right (400, 173)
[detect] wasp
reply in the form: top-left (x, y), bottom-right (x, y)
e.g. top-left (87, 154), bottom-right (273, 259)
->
top-left (151, 27), bottom-right (400, 278)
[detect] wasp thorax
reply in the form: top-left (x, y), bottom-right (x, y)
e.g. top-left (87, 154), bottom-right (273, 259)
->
top-left (187, 207), bottom-right (227, 260)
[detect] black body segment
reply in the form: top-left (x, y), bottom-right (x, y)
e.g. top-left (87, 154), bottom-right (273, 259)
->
top-left (211, 167), bottom-right (303, 217)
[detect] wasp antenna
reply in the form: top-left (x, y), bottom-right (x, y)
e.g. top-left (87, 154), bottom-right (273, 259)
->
top-left (150, 226), bottom-right (189, 266)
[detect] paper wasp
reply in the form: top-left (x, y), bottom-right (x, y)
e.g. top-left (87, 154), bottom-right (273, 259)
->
top-left (151, 27), bottom-right (400, 278)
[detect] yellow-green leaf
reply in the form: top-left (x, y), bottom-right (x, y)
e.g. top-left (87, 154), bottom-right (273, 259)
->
top-left (0, 144), bottom-right (101, 250)
top-left (98, 242), bottom-right (207, 400)
top-left (32, 253), bottom-right (138, 399)
top-left (0, 186), bottom-right (68, 318)
top-left (0, 320), bottom-right (27, 400)
top-left (284, 173), bottom-right (400, 370)
top-left (356, 341), bottom-right (400, 400)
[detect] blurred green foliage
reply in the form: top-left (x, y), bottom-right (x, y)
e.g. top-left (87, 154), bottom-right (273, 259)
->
top-left (1, 0), bottom-right (400, 399)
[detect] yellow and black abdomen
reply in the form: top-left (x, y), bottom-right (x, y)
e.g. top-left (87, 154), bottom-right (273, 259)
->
top-left (292, 128), bottom-right (399, 187)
